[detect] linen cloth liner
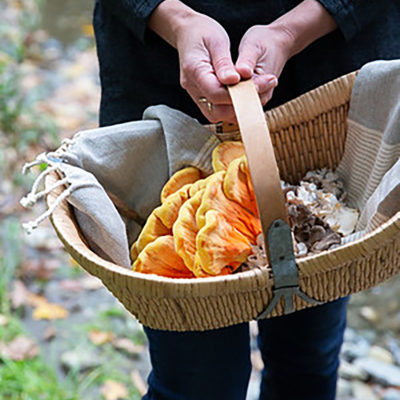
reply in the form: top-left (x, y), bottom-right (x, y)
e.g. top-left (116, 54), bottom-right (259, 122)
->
top-left (336, 60), bottom-right (400, 244)
top-left (22, 107), bottom-right (220, 267)
top-left (21, 60), bottom-right (400, 267)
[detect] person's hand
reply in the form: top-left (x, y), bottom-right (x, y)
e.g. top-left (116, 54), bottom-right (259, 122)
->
top-left (235, 0), bottom-right (337, 105)
top-left (148, 0), bottom-right (278, 123)
top-left (174, 13), bottom-right (240, 123)
top-left (149, 0), bottom-right (337, 122)
top-left (235, 25), bottom-right (292, 106)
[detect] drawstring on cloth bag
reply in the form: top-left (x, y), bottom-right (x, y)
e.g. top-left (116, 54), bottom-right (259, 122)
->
top-left (20, 106), bottom-right (223, 268)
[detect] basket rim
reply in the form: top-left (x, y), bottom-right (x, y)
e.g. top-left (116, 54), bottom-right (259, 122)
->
top-left (47, 180), bottom-right (400, 288)
top-left (207, 71), bottom-right (358, 137)
top-left (45, 69), bottom-right (400, 297)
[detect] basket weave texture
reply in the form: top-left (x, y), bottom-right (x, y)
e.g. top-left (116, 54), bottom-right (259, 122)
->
top-left (46, 71), bottom-right (400, 331)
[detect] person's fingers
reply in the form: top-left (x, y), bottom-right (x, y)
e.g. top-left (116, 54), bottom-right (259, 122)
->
top-left (206, 104), bottom-right (237, 124)
top-left (208, 38), bottom-right (240, 85)
top-left (235, 42), bottom-right (260, 79)
top-left (181, 59), bottom-right (233, 104)
top-left (253, 74), bottom-right (278, 94)
top-left (188, 88), bottom-right (236, 123)
top-left (259, 88), bottom-right (275, 106)
top-left (198, 72), bottom-right (233, 104)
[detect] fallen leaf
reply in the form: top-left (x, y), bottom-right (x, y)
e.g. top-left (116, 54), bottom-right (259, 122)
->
top-left (25, 292), bottom-right (69, 320)
top-left (10, 280), bottom-right (31, 309)
top-left (32, 301), bottom-right (69, 320)
top-left (0, 336), bottom-right (39, 361)
top-left (10, 283), bottom-right (69, 320)
top-left (130, 370), bottom-right (147, 396)
top-left (43, 326), bottom-right (57, 341)
top-left (59, 279), bottom-right (83, 292)
top-left (0, 314), bottom-right (8, 326)
top-left (27, 293), bottom-right (48, 307)
top-left (112, 338), bottom-right (144, 356)
top-left (101, 380), bottom-right (129, 400)
top-left (20, 258), bottom-right (59, 280)
top-left (61, 348), bottom-right (102, 372)
top-left (89, 330), bottom-right (114, 345)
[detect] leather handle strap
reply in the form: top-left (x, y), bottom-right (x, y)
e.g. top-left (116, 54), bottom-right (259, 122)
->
top-left (228, 80), bottom-right (288, 261)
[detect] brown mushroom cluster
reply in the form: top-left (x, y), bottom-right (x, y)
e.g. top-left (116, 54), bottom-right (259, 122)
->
top-left (130, 141), bottom-right (359, 278)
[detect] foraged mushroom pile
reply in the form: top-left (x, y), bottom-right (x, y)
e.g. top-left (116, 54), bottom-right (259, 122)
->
top-left (130, 141), bottom-right (359, 278)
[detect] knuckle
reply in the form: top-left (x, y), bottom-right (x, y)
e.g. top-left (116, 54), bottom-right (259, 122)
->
top-left (180, 59), bottom-right (193, 73)
top-left (192, 66), bottom-right (208, 87)
top-left (257, 81), bottom-right (268, 93)
top-left (261, 91), bottom-right (273, 105)
top-left (213, 55), bottom-right (232, 69)
top-left (206, 92), bottom-right (220, 103)
top-left (180, 75), bottom-right (188, 89)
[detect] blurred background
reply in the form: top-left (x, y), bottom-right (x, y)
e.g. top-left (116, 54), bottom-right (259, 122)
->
top-left (0, 1), bottom-right (400, 399)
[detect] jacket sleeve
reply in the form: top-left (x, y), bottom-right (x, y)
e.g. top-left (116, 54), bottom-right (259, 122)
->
top-left (100, 0), bottom-right (165, 42)
top-left (316, 0), bottom-right (387, 41)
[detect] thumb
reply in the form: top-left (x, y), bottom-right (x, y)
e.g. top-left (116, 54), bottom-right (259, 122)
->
top-left (208, 40), bottom-right (240, 85)
top-left (235, 43), bottom-right (260, 79)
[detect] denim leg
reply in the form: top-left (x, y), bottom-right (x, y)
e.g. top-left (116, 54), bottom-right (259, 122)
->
top-left (257, 297), bottom-right (349, 400)
top-left (142, 322), bottom-right (251, 400)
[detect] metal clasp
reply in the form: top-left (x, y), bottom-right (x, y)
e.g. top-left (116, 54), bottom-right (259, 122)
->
top-left (257, 219), bottom-right (322, 320)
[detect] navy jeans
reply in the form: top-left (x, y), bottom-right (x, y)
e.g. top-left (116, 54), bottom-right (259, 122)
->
top-left (143, 297), bottom-right (349, 400)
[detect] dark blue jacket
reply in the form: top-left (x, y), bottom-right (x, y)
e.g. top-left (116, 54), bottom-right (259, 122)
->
top-left (93, 0), bottom-right (400, 127)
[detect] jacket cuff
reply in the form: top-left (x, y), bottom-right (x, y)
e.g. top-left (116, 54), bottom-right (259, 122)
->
top-left (135, 0), bottom-right (165, 42)
top-left (316, 0), bottom-right (359, 41)
top-left (104, 0), bottom-right (165, 43)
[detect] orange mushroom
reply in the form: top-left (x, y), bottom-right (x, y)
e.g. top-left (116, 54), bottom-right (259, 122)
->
top-left (161, 167), bottom-right (202, 203)
top-left (194, 210), bottom-right (252, 275)
top-left (132, 235), bottom-right (194, 278)
top-left (212, 141), bottom-right (245, 172)
top-left (135, 213), bottom-right (171, 256)
top-left (130, 241), bottom-right (139, 262)
top-left (134, 184), bottom-right (192, 258)
top-left (154, 184), bottom-right (191, 229)
top-left (223, 155), bottom-right (258, 217)
top-left (196, 171), bottom-right (261, 243)
top-left (132, 146), bottom-right (266, 278)
top-left (189, 175), bottom-right (212, 197)
top-left (173, 189), bottom-right (205, 274)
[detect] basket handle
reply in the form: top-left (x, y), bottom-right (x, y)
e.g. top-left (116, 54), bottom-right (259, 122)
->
top-left (228, 79), bottom-right (323, 317)
top-left (227, 79), bottom-right (288, 261)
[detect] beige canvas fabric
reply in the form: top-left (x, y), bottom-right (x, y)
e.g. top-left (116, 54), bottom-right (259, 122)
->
top-left (21, 60), bottom-right (400, 268)
top-left (337, 60), bottom-right (400, 243)
top-left (21, 106), bottom-right (220, 267)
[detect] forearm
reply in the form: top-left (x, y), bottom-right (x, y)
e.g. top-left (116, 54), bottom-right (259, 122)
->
top-left (269, 0), bottom-right (337, 58)
top-left (147, 0), bottom-right (198, 48)
top-left (147, 0), bottom-right (241, 122)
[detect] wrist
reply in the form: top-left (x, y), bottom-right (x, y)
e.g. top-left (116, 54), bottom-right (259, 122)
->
top-left (268, 0), bottom-right (337, 58)
top-left (148, 0), bottom-right (199, 48)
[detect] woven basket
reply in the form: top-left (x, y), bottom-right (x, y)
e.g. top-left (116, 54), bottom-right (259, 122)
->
top-left (45, 71), bottom-right (400, 331)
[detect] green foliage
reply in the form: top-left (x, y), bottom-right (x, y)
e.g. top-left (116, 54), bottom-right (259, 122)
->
top-left (0, 318), bottom-right (78, 400)
top-left (0, 217), bottom-right (22, 313)
top-left (0, 0), bottom-right (58, 150)
top-left (0, 357), bottom-right (78, 400)
top-left (0, 3), bottom-right (144, 399)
